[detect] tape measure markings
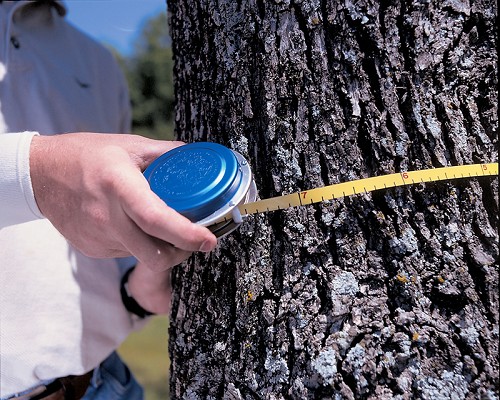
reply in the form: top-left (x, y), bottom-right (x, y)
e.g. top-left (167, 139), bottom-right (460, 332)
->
top-left (235, 163), bottom-right (498, 219)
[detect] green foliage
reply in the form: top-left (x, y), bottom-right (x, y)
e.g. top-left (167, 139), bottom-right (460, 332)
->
top-left (118, 316), bottom-right (171, 400)
top-left (121, 13), bottom-right (175, 140)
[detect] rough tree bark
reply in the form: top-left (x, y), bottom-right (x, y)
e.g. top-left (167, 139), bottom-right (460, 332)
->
top-left (167, 1), bottom-right (498, 399)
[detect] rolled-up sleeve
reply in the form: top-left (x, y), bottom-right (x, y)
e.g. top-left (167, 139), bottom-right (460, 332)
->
top-left (0, 132), bottom-right (44, 228)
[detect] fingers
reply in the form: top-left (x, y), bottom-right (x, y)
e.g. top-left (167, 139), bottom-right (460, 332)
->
top-left (111, 165), bottom-right (216, 270)
top-left (138, 199), bottom-right (217, 252)
top-left (122, 227), bottom-right (193, 272)
top-left (118, 168), bottom-right (218, 253)
top-left (116, 138), bottom-right (218, 252)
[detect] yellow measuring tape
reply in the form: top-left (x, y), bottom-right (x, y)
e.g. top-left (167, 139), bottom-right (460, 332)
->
top-left (238, 163), bottom-right (498, 217)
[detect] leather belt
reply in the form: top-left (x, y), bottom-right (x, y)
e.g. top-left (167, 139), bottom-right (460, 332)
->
top-left (16, 371), bottom-right (93, 400)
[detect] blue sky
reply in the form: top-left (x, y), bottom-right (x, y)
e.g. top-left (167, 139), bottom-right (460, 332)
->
top-left (65, 0), bottom-right (167, 56)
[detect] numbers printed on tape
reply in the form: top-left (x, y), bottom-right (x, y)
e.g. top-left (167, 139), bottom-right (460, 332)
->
top-left (240, 163), bottom-right (498, 216)
top-left (214, 163), bottom-right (498, 223)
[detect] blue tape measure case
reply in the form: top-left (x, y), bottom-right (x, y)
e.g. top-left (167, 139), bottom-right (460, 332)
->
top-left (143, 142), bottom-right (256, 237)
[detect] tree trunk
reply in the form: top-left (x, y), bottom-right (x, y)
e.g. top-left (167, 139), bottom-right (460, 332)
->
top-left (167, 1), bottom-right (498, 398)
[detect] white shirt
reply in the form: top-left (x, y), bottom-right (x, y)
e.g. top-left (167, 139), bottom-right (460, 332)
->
top-left (0, 2), bottom-right (145, 397)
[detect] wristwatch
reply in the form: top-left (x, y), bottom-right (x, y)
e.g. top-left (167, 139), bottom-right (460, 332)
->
top-left (120, 267), bottom-right (155, 318)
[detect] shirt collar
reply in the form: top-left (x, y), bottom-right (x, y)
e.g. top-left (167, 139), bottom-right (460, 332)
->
top-left (52, 0), bottom-right (66, 17)
top-left (2, 1), bottom-right (67, 18)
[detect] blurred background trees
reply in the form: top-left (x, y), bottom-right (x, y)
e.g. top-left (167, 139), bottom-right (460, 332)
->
top-left (117, 12), bottom-right (175, 140)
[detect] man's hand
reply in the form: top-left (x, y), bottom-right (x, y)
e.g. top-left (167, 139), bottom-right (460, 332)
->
top-left (30, 133), bottom-right (217, 271)
top-left (127, 261), bottom-right (179, 315)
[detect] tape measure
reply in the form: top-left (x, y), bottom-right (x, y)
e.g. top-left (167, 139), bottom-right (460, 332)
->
top-left (144, 144), bottom-right (497, 234)
top-left (223, 163), bottom-right (498, 222)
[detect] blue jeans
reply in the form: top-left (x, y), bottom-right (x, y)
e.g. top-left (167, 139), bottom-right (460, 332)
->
top-left (2, 352), bottom-right (142, 400)
top-left (82, 352), bottom-right (143, 400)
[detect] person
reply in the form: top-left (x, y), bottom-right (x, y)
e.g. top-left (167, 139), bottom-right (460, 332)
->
top-left (0, 1), bottom-right (217, 399)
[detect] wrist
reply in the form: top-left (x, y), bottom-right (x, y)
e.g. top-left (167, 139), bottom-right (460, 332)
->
top-left (126, 262), bottom-right (173, 315)
top-left (29, 135), bottom-right (55, 218)
top-left (120, 267), bottom-right (156, 318)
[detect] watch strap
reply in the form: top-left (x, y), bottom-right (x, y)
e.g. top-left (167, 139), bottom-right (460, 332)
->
top-left (120, 267), bottom-right (155, 318)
